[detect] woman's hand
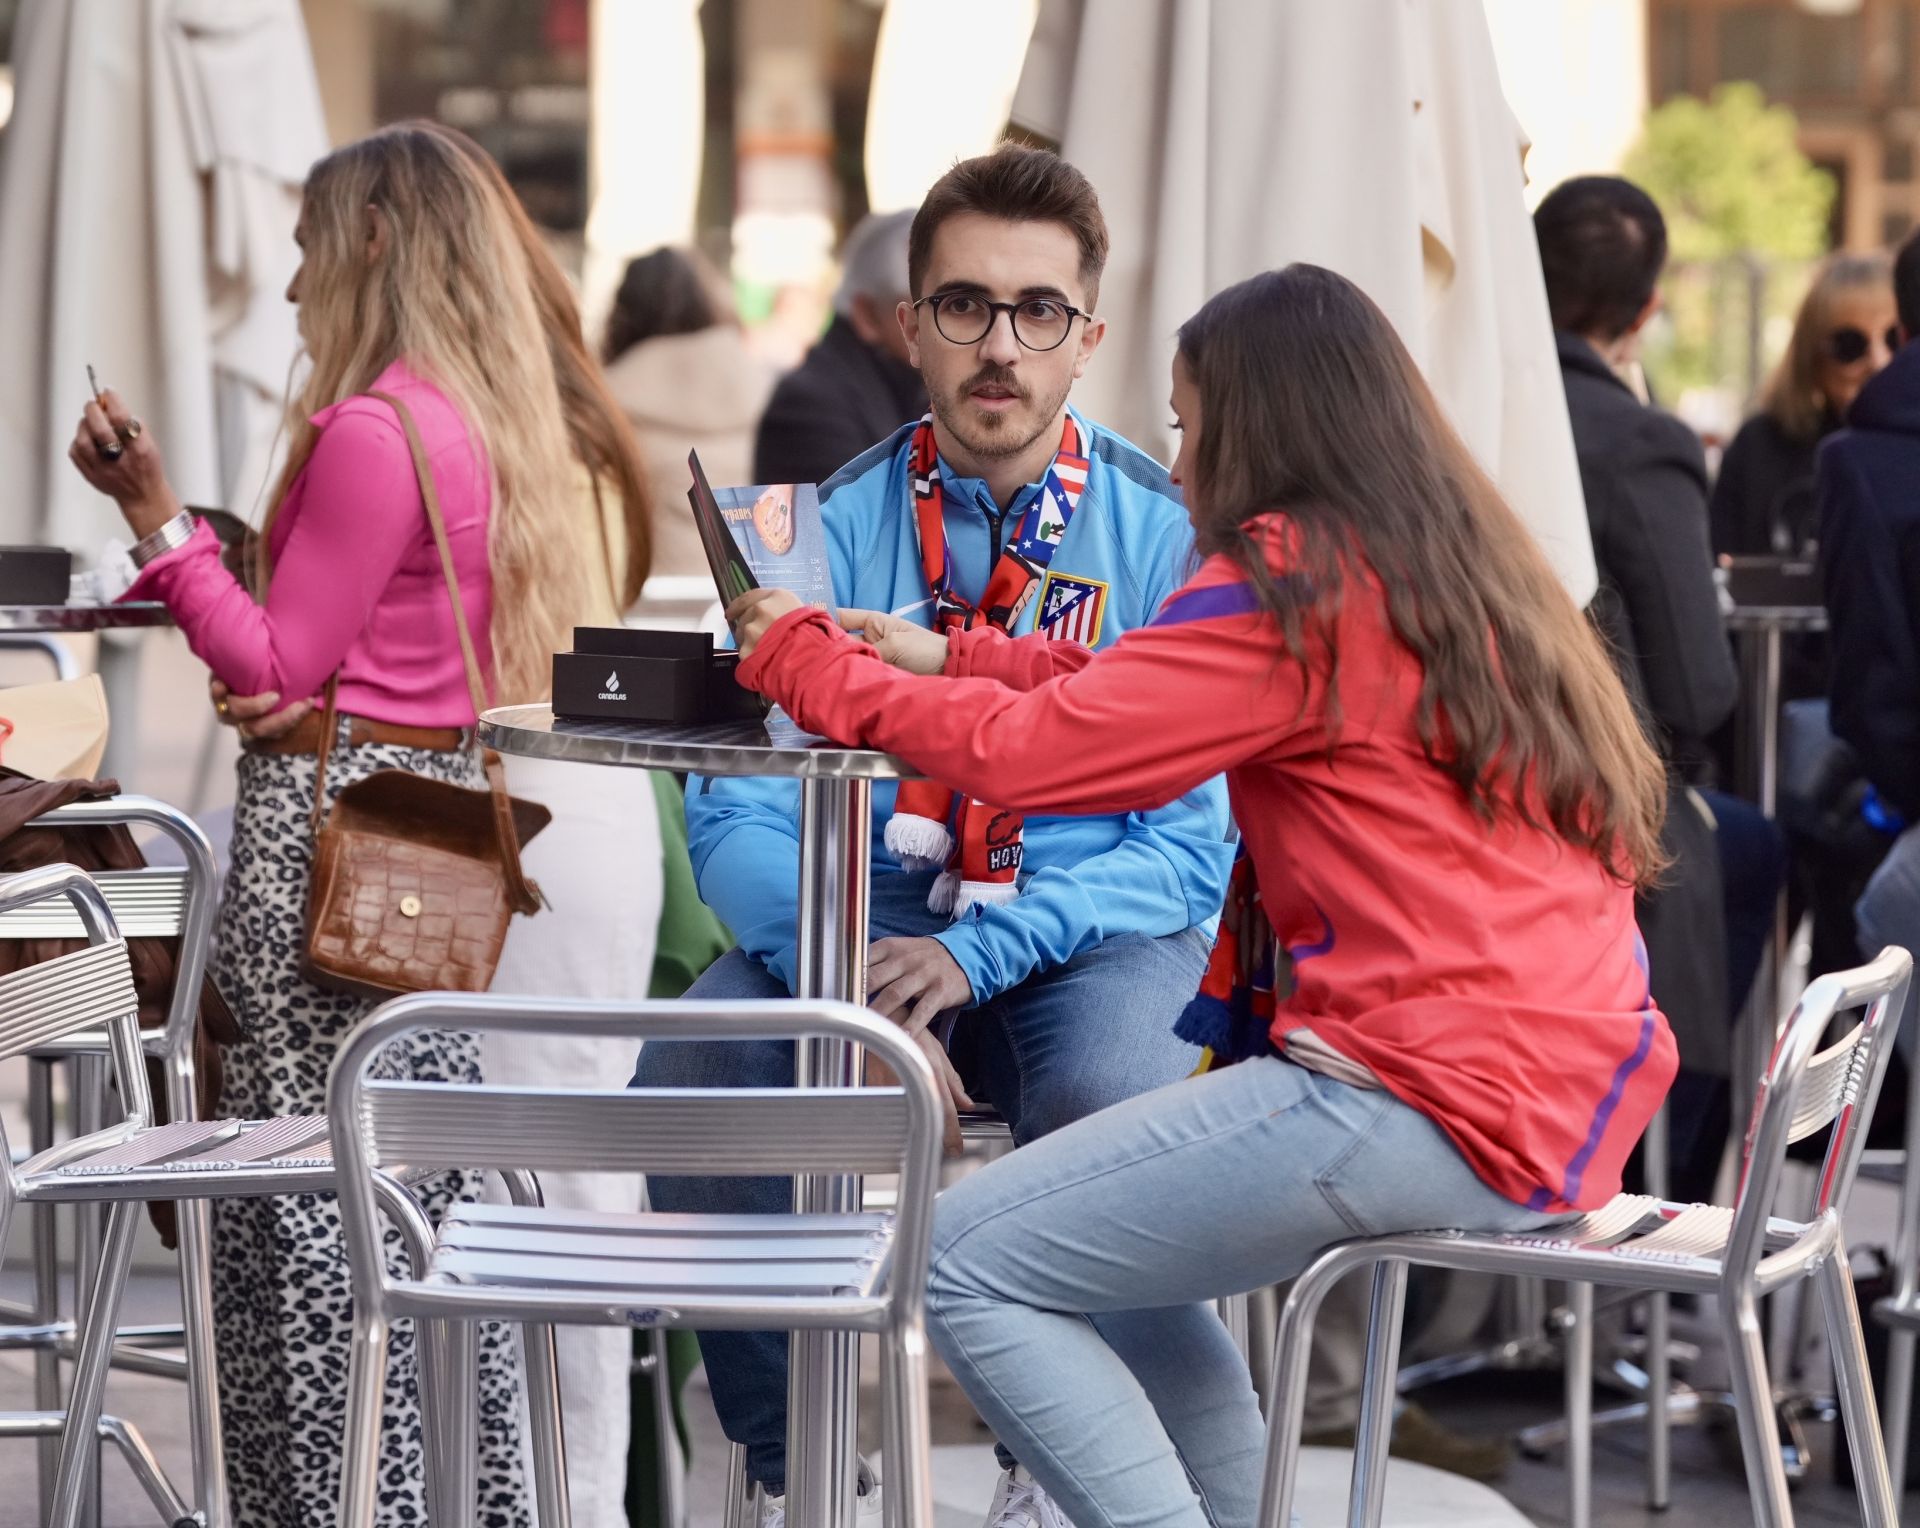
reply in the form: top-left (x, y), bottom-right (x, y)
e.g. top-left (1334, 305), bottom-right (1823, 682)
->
top-left (726, 587), bottom-right (804, 660)
top-left (837, 608), bottom-right (948, 676)
top-left (67, 387), bottom-right (183, 539)
top-left (209, 679), bottom-right (314, 743)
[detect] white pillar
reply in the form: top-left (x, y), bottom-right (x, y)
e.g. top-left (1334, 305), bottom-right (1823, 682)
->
top-left (582, 0), bottom-right (706, 341)
top-left (864, 0), bottom-right (1039, 214)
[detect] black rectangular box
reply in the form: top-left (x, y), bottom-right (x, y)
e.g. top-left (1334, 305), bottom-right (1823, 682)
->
top-left (0, 547), bottom-right (72, 606)
top-left (553, 628), bottom-right (764, 724)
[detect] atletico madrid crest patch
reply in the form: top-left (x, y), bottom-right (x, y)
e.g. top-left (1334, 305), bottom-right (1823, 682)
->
top-left (1037, 572), bottom-right (1109, 647)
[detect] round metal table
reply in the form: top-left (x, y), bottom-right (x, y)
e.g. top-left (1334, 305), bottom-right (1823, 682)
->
top-left (478, 703), bottom-right (914, 1528)
top-left (0, 603), bottom-right (172, 680)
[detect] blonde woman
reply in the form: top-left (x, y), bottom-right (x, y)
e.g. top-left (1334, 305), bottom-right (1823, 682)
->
top-left (68, 122), bottom-right (593, 1527)
top-left (1712, 251), bottom-right (1897, 558)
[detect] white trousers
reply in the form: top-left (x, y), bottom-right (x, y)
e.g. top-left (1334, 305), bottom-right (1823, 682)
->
top-left (485, 754), bottom-right (665, 1528)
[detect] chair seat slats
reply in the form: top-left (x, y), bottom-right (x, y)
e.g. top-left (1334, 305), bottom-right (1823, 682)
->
top-left (43, 1116), bottom-right (333, 1176)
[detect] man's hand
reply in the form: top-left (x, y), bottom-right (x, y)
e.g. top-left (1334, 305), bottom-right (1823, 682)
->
top-left (209, 679), bottom-right (313, 743)
top-left (725, 587), bottom-right (804, 660)
top-left (914, 1028), bottom-right (974, 1156)
top-left (836, 609), bottom-right (949, 676)
top-left (871, 1030), bottom-right (976, 1156)
top-left (867, 936), bottom-right (972, 1034)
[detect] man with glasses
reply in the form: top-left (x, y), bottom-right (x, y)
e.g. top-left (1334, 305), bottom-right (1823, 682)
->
top-left (634, 144), bottom-right (1232, 1528)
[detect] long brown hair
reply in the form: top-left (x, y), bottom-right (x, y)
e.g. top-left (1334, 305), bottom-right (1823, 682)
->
top-left (1176, 265), bottom-right (1667, 883)
top-left (431, 124), bottom-right (655, 608)
top-left (1761, 251), bottom-right (1892, 443)
top-left (264, 122), bottom-right (591, 702)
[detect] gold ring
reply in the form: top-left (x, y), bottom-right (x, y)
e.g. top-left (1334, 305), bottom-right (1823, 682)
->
top-left (214, 698), bottom-right (231, 718)
top-left (118, 419), bottom-right (142, 442)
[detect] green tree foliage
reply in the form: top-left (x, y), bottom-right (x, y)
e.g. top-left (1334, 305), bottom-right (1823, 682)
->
top-left (1625, 82), bottom-right (1834, 262)
top-left (1621, 84), bottom-right (1835, 403)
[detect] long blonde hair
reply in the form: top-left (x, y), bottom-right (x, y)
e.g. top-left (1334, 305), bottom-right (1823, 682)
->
top-left (262, 121), bottom-right (592, 703)
top-left (1760, 252), bottom-right (1893, 444)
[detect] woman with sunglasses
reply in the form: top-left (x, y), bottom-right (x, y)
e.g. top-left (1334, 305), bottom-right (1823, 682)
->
top-left (1712, 251), bottom-right (1897, 559)
top-left (725, 264), bottom-right (1676, 1528)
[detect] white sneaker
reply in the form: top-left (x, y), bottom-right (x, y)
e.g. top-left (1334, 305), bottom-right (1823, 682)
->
top-left (984, 1465), bottom-right (1076, 1528)
top-left (761, 1457), bottom-right (885, 1527)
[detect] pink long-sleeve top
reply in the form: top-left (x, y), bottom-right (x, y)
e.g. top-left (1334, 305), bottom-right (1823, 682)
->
top-left (124, 361), bottom-right (496, 728)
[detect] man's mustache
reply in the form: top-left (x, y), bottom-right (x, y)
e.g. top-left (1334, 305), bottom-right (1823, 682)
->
top-left (960, 366), bottom-right (1029, 402)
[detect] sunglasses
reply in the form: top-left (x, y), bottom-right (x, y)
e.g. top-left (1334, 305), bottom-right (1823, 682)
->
top-left (1825, 324), bottom-right (1901, 364)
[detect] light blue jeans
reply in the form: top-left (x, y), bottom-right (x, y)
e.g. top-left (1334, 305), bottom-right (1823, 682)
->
top-left (927, 1055), bottom-right (1558, 1528)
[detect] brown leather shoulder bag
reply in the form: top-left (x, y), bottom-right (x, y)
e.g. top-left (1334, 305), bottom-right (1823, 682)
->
top-left (301, 389), bottom-right (551, 999)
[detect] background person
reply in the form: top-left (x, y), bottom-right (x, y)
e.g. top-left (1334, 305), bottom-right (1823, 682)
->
top-left (206, 121), bottom-right (674, 1528)
top-left (1712, 251), bottom-right (1897, 561)
top-left (67, 121), bottom-right (595, 1527)
top-left (729, 262), bottom-right (1675, 1528)
top-left (603, 245), bottom-right (771, 580)
top-left (1536, 173), bottom-right (1775, 1205)
top-left (753, 208), bottom-right (927, 485)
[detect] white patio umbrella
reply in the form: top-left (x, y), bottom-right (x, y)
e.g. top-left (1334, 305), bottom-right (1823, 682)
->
top-left (0, 0), bottom-right (325, 780)
top-left (0, 0), bottom-right (324, 559)
top-left (1012, 0), bottom-right (1597, 603)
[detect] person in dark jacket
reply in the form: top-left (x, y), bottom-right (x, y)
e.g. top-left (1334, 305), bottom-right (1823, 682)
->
top-left (1537, 174), bottom-right (1780, 1202)
top-left (1826, 231), bottom-right (1920, 1060)
top-left (753, 209), bottom-right (926, 484)
top-left (1822, 235), bottom-right (1920, 824)
top-left (1714, 252), bottom-right (1897, 560)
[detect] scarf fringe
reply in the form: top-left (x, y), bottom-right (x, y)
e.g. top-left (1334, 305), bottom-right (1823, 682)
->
top-left (926, 870), bottom-right (959, 916)
top-left (950, 879), bottom-right (1021, 918)
top-left (1173, 992), bottom-right (1236, 1055)
top-left (886, 813), bottom-right (954, 872)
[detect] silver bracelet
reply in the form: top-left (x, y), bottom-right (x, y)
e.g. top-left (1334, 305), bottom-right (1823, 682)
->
top-left (127, 511), bottom-right (196, 570)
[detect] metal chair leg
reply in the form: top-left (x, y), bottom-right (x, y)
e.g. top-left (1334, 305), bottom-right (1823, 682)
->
top-left (1723, 1290), bottom-right (1794, 1527)
top-left (1258, 1248), bottom-right (1362, 1528)
top-left (1564, 1282), bottom-right (1594, 1528)
top-left (47, 1197), bottom-right (139, 1528)
top-left (521, 1320), bottom-right (572, 1528)
top-left (1885, 1324), bottom-right (1916, 1505)
top-left (340, 1314), bottom-right (392, 1528)
top-left (1350, 1260), bottom-right (1407, 1528)
top-left (1218, 1292), bottom-right (1251, 1365)
top-left (1247, 1284), bottom-right (1279, 1417)
top-left (29, 1056), bottom-right (60, 1523)
top-left (1820, 1256), bottom-right (1899, 1527)
top-left (723, 1441), bottom-right (756, 1528)
top-left (1646, 1289), bottom-right (1671, 1510)
top-left (645, 1327), bottom-right (687, 1528)
top-left (172, 1197), bottom-right (228, 1528)
top-left (442, 1318), bottom-right (481, 1528)
top-left (879, 1321), bottom-right (934, 1528)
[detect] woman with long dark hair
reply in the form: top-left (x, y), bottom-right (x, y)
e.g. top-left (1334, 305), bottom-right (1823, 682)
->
top-left (727, 264), bottom-right (1676, 1528)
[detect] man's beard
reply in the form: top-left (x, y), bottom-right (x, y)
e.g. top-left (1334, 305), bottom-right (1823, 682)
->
top-left (931, 364), bottom-right (1073, 461)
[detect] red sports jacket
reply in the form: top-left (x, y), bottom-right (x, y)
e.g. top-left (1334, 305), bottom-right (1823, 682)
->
top-left (740, 515), bottom-right (1676, 1212)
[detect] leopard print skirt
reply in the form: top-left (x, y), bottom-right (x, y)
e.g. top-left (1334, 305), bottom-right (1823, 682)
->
top-left (209, 738), bottom-right (530, 1528)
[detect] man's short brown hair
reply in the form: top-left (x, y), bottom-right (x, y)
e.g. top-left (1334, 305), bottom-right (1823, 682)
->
top-left (908, 144), bottom-right (1110, 306)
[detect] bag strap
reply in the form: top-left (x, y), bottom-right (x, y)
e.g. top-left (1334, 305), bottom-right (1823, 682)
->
top-left (306, 389), bottom-right (541, 914)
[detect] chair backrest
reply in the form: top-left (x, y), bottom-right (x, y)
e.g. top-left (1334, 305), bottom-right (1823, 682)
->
top-left (0, 864), bottom-right (148, 1198)
top-left (0, 796), bottom-right (219, 1068)
top-left (325, 993), bottom-right (945, 1317)
top-left (1725, 946), bottom-right (1913, 1284)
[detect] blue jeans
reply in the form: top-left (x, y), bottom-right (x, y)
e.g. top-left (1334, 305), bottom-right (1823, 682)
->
top-left (631, 869), bottom-right (1211, 1491)
top-left (927, 1057), bottom-right (1557, 1528)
